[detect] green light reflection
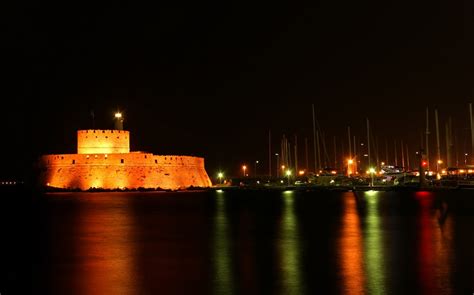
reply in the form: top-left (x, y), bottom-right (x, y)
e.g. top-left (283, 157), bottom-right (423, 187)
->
top-left (363, 191), bottom-right (386, 295)
top-left (213, 192), bottom-right (234, 295)
top-left (278, 191), bottom-right (304, 295)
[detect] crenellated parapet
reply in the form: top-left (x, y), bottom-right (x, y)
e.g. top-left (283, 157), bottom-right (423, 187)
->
top-left (40, 153), bottom-right (205, 167)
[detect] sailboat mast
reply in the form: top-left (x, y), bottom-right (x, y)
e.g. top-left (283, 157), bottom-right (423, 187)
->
top-left (406, 144), bottom-right (410, 170)
top-left (269, 130), bottom-right (272, 177)
top-left (401, 140), bottom-right (405, 168)
top-left (394, 140), bottom-right (398, 166)
top-left (316, 131), bottom-right (321, 171)
top-left (375, 137), bottom-right (380, 169)
top-left (366, 118), bottom-right (371, 169)
top-left (287, 143), bottom-right (293, 170)
top-left (425, 107), bottom-right (430, 170)
top-left (470, 103), bottom-right (474, 164)
top-left (353, 135), bottom-right (356, 162)
top-left (312, 104), bottom-right (317, 172)
top-left (294, 135), bottom-right (298, 174)
top-left (321, 132), bottom-right (329, 168)
top-left (348, 126), bottom-right (352, 160)
top-left (305, 137), bottom-right (309, 171)
top-left (446, 117), bottom-right (453, 167)
top-left (435, 108), bottom-right (441, 166)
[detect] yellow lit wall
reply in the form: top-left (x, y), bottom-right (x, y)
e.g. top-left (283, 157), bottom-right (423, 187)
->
top-left (77, 130), bottom-right (130, 154)
top-left (39, 153), bottom-right (212, 190)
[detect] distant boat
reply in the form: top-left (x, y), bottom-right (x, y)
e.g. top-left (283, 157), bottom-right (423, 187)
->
top-left (441, 167), bottom-right (474, 188)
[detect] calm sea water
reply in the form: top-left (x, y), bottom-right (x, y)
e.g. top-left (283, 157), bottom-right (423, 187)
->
top-left (1, 189), bottom-right (474, 294)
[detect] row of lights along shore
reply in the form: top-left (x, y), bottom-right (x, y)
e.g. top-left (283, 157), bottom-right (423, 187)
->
top-left (1, 181), bottom-right (18, 185)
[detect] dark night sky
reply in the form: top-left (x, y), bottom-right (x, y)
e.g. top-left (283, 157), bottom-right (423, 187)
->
top-left (2, 1), bottom-right (474, 179)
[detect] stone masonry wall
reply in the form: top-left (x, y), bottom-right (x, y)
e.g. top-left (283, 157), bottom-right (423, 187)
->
top-left (77, 130), bottom-right (130, 154)
top-left (39, 153), bottom-right (212, 190)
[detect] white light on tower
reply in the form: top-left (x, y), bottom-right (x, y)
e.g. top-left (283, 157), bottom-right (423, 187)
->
top-left (114, 112), bottom-right (124, 130)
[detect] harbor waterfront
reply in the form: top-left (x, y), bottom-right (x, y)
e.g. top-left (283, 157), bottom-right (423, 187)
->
top-left (2, 188), bottom-right (473, 294)
top-left (5, 2), bottom-right (474, 294)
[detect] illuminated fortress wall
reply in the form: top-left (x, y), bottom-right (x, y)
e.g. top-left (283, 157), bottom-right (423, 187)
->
top-left (77, 130), bottom-right (130, 154)
top-left (40, 153), bottom-right (212, 190)
top-left (39, 129), bottom-right (212, 190)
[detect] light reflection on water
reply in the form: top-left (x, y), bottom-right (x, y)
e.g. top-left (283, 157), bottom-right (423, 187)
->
top-left (45, 194), bottom-right (138, 295)
top-left (339, 192), bottom-right (365, 294)
top-left (363, 191), bottom-right (386, 295)
top-left (278, 190), bottom-right (305, 295)
top-left (33, 190), bottom-right (473, 294)
top-left (213, 192), bottom-right (235, 295)
top-left (416, 191), bottom-right (453, 294)
top-left (76, 196), bottom-right (137, 295)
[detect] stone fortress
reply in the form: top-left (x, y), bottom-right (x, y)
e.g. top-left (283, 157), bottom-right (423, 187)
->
top-left (39, 113), bottom-right (212, 190)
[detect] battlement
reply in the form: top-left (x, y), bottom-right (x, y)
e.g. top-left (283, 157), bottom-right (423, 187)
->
top-left (77, 129), bottom-right (129, 134)
top-left (41, 153), bottom-right (204, 167)
top-left (77, 129), bottom-right (130, 154)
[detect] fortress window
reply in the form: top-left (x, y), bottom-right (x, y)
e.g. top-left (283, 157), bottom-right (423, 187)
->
top-left (105, 136), bottom-right (108, 138)
top-left (72, 160), bottom-right (75, 164)
top-left (111, 130), bottom-right (114, 133)
top-left (117, 136), bottom-right (119, 139)
top-left (121, 159), bottom-right (124, 164)
top-left (145, 155), bottom-right (147, 159)
top-left (102, 130), bottom-right (105, 133)
top-left (93, 130), bottom-right (96, 133)
top-left (155, 160), bottom-right (157, 164)
top-left (61, 156), bottom-right (64, 160)
top-left (96, 136), bottom-right (98, 138)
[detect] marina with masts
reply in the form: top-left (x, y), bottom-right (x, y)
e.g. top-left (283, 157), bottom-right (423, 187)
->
top-left (215, 103), bottom-right (474, 191)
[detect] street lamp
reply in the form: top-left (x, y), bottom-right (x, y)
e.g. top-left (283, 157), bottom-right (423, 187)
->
top-left (437, 159), bottom-right (443, 175)
top-left (242, 165), bottom-right (247, 177)
top-left (255, 160), bottom-right (259, 177)
top-left (369, 167), bottom-right (376, 187)
top-left (465, 153), bottom-right (468, 166)
top-left (286, 169), bottom-right (291, 186)
top-left (217, 172), bottom-right (224, 184)
top-left (347, 158), bottom-right (354, 176)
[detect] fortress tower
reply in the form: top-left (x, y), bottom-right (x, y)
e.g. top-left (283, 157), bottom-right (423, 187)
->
top-left (77, 130), bottom-right (130, 154)
top-left (39, 113), bottom-right (212, 190)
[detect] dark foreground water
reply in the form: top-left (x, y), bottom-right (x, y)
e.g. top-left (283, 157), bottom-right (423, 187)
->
top-left (1, 189), bottom-right (474, 294)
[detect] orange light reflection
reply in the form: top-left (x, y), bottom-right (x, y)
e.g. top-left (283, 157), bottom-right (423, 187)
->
top-left (76, 195), bottom-right (137, 294)
top-left (339, 192), bottom-right (365, 294)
